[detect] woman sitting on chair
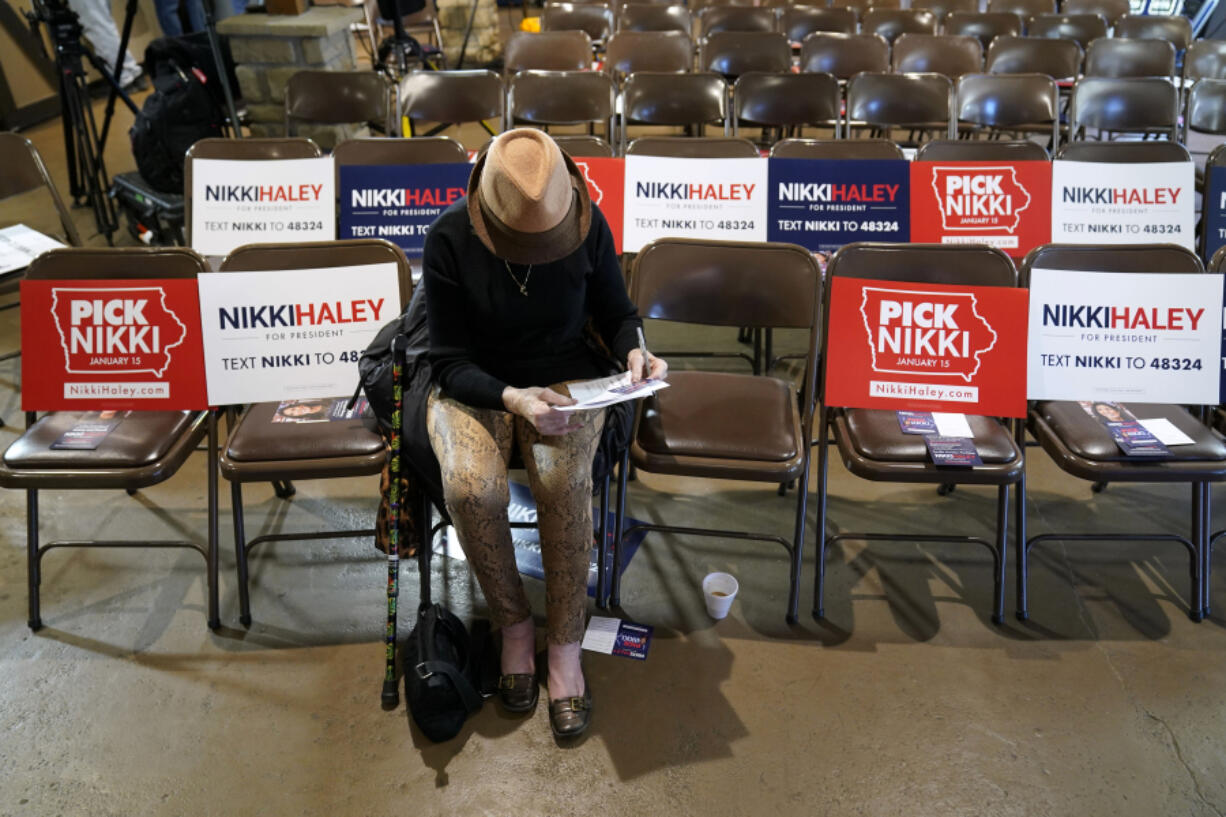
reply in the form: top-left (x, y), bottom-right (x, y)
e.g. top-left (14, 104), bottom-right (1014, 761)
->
top-left (422, 129), bottom-right (667, 738)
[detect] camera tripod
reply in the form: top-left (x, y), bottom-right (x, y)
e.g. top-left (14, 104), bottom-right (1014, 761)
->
top-left (27, 0), bottom-right (141, 244)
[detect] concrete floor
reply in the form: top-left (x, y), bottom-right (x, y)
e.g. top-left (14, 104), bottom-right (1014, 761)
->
top-left (4, 72), bottom-right (1226, 817)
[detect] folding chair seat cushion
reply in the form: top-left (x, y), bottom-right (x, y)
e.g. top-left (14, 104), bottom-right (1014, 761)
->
top-left (842, 409), bottom-right (1018, 464)
top-left (3, 411), bottom-right (197, 470)
top-left (833, 409), bottom-right (1022, 485)
top-left (221, 401), bottom-right (386, 478)
top-left (0, 411), bottom-right (208, 492)
top-left (633, 370), bottom-right (803, 480)
top-left (1032, 401), bottom-right (1226, 468)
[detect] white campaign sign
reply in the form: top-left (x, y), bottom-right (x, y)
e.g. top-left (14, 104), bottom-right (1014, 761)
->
top-left (1027, 269), bottom-right (1223, 403)
top-left (622, 156), bottom-right (768, 251)
top-left (1050, 161), bottom-right (1195, 250)
top-left (190, 157), bottom-right (336, 256)
top-left (197, 263), bottom-right (400, 405)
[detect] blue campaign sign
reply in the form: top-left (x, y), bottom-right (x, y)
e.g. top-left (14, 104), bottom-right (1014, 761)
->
top-left (337, 163), bottom-right (472, 254)
top-left (766, 158), bottom-right (911, 252)
top-left (1205, 167), bottom-right (1226, 265)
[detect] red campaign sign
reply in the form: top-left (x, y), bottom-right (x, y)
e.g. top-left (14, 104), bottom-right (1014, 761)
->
top-left (824, 276), bottom-right (1029, 417)
top-left (909, 161), bottom-right (1051, 259)
top-left (571, 156), bottom-right (624, 254)
top-left (20, 278), bottom-right (208, 411)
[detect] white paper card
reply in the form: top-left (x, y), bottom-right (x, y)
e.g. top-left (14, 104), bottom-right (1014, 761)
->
top-left (1050, 161), bottom-right (1195, 250)
top-left (556, 372), bottom-right (669, 411)
top-left (1026, 269), bottom-right (1223, 403)
top-left (1137, 417), bottom-right (1195, 446)
top-left (196, 263), bottom-right (400, 405)
top-left (622, 156), bottom-right (768, 252)
top-left (0, 225), bottom-right (65, 274)
top-left (190, 157), bottom-right (336, 256)
top-left (581, 616), bottom-right (621, 654)
top-left (932, 412), bottom-right (974, 438)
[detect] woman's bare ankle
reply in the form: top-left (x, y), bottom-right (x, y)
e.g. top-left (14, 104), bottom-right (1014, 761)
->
top-left (500, 617), bottom-right (536, 676)
top-left (546, 641), bottom-right (584, 700)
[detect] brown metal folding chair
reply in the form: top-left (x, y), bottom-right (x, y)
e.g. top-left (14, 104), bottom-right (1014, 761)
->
top-left (216, 239), bottom-right (412, 626)
top-left (1018, 244), bottom-right (1225, 622)
top-left (815, 243), bottom-right (1024, 626)
top-left (400, 69), bottom-right (505, 139)
top-left (284, 70), bottom-right (398, 144)
top-left (0, 247), bottom-right (220, 631)
top-left (613, 238), bottom-right (823, 623)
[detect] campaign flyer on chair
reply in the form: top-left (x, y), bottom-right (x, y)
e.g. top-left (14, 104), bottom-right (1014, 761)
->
top-left (1026, 269), bottom-right (1223, 404)
top-left (1049, 160), bottom-right (1195, 251)
top-left (766, 158), bottom-right (910, 251)
top-left (190, 157), bottom-right (336, 257)
top-left (338, 163), bottom-right (471, 254)
top-left (270, 396), bottom-right (371, 423)
top-left (196, 263), bottom-right (400, 405)
top-left (20, 278), bottom-right (208, 411)
top-left (823, 277), bottom-right (1029, 417)
top-left (49, 410), bottom-right (130, 449)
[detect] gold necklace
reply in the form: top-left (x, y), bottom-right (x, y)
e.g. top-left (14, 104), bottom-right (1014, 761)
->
top-left (503, 260), bottom-right (533, 296)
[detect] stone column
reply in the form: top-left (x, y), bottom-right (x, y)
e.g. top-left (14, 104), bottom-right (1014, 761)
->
top-left (435, 0), bottom-right (502, 68)
top-left (218, 6), bottom-right (365, 148)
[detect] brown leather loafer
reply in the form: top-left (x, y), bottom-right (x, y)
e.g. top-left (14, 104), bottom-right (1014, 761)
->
top-left (548, 680), bottom-right (592, 738)
top-left (498, 672), bottom-right (539, 713)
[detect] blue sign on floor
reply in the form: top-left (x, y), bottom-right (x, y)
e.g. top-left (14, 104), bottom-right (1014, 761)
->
top-left (766, 158), bottom-right (910, 252)
top-left (338, 163), bottom-right (472, 254)
top-left (506, 483), bottom-right (647, 597)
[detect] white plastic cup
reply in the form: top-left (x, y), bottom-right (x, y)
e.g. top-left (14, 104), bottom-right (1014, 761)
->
top-left (702, 572), bottom-right (739, 620)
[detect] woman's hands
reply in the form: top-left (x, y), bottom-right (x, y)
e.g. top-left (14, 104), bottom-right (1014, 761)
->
top-left (502, 386), bottom-right (581, 436)
top-left (627, 349), bottom-right (668, 384)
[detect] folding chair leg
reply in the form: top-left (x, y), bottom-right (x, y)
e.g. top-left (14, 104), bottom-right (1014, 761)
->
top-left (206, 412), bottom-right (220, 630)
top-left (596, 470), bottom-right (611, 609)
top-left (813, 409), bottom-right (831, 620)
top-left (1015, 421), bottom-right (1030, 621)
top-left (1202, 482), bottom-right (1212, 618)
top-left (992, 484), bottom-right (1008, 625)
top-left (786, 446), bottom-right (812, 625)
top-left (27, 489), bottom-right (41, 631)
top-left (1190, 482), bottom-right (1205, 621)
top-left (231, 480), bottom-right (252, 627)
top-left (611, 446), bottom-right (630, 607)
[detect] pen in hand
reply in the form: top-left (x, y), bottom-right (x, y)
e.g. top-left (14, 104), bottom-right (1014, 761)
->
top-left (636, 326), bottom-right (651, 382)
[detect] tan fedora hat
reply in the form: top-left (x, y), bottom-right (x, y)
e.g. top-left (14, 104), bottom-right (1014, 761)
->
top-left (467, 129), bottom-right (592, 265)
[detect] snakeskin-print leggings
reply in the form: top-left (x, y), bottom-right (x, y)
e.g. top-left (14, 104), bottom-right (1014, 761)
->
top-left (426, 387), bottom-right (605, 645)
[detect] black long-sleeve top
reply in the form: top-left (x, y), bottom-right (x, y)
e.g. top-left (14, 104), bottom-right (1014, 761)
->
top-left (422, 199), bottom-right (642, 410)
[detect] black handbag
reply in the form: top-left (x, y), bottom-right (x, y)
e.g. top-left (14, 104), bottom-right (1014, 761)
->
top-left (402, 602), bottom-right (485, 742)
